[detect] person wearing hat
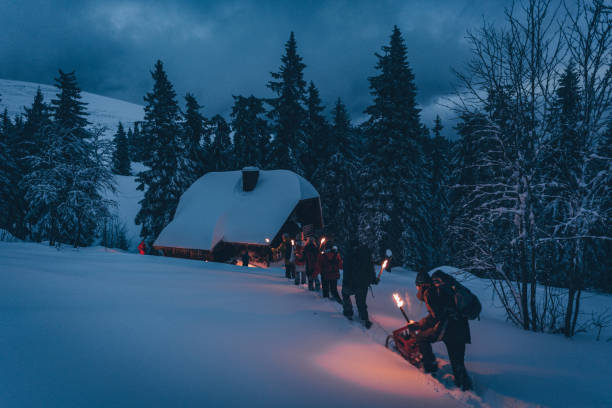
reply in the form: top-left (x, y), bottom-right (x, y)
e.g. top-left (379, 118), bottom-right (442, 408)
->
top-left (318, 244), bottom-right (343, 303)
top-left (411, 270), bottom-right (472, 390)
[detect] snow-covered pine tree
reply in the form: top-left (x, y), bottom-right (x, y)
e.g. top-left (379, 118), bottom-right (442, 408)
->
top-left (358, 25), bottom-right (431, 267)
top-left (25, 70), bottom-right (113, 247)
top-left (316, 98), bottom-right (359, 249)
top-left (207, 114), bottom-right (233, 172)
top-left (302, 81), bottom-right (329, 181)
top-left (182, 93), bottom-right (207, 179)
top-left (0, 105), bottom-right (16, 235)
top-left (135, 60), bottom-right (187, 251)
top-left (424, 115), bottom-right (451, 267)
top-left (231, 95), bottom-right (270, 169)
top-left (266, 32), bottom-right (307, 174)
top-left (111, 122), bottom-right (131, 175)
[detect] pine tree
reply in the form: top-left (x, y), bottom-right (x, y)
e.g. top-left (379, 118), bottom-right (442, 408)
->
top-left (303, 81), bottom-right (329, 181)
top-left (182, 93), bottom-right (207, 178)
top-left (424, 115), bottom-right (451, 266)
top-left (231, 95), bottom-right (270, 169)
top-left (51, 70), bottom-right (89, 137)
top-left (317, 98), bottom-right (359, 249)
top-left (358, 26), bottom-right (430, 267)
top-left (112, 122), bottom-right (131, 175)
top-left (126, 127), bottom-right (135, 160)
top-left (25, 70), bottom-right (113, 247)
top-left (129, 122), bottom-right (144, 162)
top-left (135, 60), bottom-right (187, 251)
top-left (0, 106), bottom-right (16, 234)
top-left (208, 114), bottom-right (233, 171)
top-left (267, 32), bottom-right (307, 173)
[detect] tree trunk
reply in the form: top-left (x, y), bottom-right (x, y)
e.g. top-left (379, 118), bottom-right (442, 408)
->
top-left (564, 286), bottom-right (575, 337)
top-left (571, 288), bottom-right (582, 336)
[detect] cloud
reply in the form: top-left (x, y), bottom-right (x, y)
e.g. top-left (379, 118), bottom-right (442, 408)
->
top-left (0, 0), bottom-right (510, 136)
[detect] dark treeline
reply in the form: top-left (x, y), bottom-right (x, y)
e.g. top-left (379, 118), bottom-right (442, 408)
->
top-left (0, 0), bottom-right (609, 337)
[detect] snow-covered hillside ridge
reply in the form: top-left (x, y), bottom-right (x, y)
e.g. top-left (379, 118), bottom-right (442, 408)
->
top-left (1, 241), bottom-right (611, 408)
top-left (0, 78), bottom-right (144, 137)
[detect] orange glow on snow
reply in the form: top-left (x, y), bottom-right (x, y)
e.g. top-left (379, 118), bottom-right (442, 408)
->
top-left (313, 343), bottom-right (437, 397)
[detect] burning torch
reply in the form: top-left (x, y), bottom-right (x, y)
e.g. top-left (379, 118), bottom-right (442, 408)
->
top-left (320, 237), bottom-right (327, 254)
top-left (393, 293), bottom-right (412, 323)
top-left (377, 249), bottom-right (392, 280)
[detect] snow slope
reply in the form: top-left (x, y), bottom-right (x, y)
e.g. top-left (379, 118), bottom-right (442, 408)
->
top-left (1, 242), bottom-right (610, 407)
top-left (0, 78), bottom-right (144, 136)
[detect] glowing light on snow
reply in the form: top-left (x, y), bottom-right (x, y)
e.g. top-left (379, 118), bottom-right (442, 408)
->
top-left (393, 293), bottom-right (404, 308)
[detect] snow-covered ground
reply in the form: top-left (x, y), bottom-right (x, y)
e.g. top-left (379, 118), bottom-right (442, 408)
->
top-left (0, 78), bottom-right (144, 137)
top-left (1, 242), bottom-right (610, 407)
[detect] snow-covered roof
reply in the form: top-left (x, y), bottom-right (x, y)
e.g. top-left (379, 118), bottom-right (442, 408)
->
top-left (154, 170), bottom-right (319, 250)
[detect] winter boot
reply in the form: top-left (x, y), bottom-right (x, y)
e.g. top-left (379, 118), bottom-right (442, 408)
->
top-left (364, 320), bottom-right (373, 329)
top-left (459, 368), bottom-right (472, 391)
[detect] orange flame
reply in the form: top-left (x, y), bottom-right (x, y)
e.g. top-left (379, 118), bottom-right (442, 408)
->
top-left (320, 237), bottom-right (326, 245)
top-left (382, 259), bottom-right (388, 270)
top-left (291, 240), bottom-right (295, 246)
top-left (393, 293), bottom-right (404, 308)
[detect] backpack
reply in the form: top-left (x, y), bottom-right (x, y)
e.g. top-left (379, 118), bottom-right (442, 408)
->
top-left (432, 270), bottom-right (482, 320)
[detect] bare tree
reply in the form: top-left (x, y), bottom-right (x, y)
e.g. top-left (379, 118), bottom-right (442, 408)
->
top-left (451, 0), bottom-right (564, 331)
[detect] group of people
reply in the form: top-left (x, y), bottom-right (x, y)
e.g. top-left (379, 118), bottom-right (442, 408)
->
top-left (275, 233), bottom-right (473, 391)
top-left (277, 234), bottom-right (381, 329)
top-left (277, 233), bottom-right (345, 303)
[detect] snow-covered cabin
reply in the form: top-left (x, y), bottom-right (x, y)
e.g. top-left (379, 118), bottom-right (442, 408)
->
top-left (153, 168), bottom-right (323, 262)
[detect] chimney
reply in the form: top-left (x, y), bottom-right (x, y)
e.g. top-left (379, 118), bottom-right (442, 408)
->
top-left (242, 167), bottom-right (260, 192)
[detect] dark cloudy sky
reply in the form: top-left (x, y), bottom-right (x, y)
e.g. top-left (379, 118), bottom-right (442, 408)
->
top-left (0, 0), bottom-right (508, 133)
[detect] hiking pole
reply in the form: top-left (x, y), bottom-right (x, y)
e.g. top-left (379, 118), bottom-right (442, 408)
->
top-left (392, 293), bottom-right (411, 323)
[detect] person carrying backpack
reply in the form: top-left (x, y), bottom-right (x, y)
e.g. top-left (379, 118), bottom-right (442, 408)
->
top-left (341, 240), bottom-right (379, 329)
top-left (410, 269), bottom-right (474, 391)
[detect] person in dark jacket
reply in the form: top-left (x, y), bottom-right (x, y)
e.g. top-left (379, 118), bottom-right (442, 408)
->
top-left (412, 270), bottom-right (472, 390)
top-left (303, 237), bottom-right (319, 291)
top-left (341, 240), bottom-right (379, 328)
top-left (241, 248), bottom-right (250, 267)
top-left (318, 245), bottom-right (343, 303)
top-left (278, 234), bottom-right (295, 279)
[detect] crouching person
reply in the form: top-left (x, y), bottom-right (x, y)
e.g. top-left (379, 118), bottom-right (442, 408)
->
top-left (319, 245), bottom-right (343, 304)
top-left (412, 270), bottom-right (472, 390)
top-left (341, 240), bottom-right (379, 329)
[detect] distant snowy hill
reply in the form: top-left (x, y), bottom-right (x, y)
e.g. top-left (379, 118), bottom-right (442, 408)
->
top-left (0, 78), bottom-right (144, 136)
top-left (0, 79), bottom-right (146, 249)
